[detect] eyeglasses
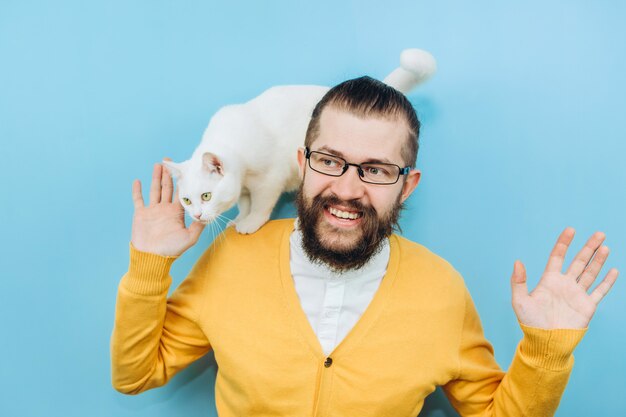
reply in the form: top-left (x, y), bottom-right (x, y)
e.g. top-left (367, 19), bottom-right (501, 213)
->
top-left (304, 147), bottom-right (410, 185)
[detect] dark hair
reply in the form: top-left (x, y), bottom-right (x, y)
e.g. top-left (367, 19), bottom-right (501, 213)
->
top-left (304, 76), bottom-right (420, 167)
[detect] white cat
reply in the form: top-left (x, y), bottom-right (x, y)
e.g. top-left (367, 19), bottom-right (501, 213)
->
top-left (163, 49), bottom-right (436, 234)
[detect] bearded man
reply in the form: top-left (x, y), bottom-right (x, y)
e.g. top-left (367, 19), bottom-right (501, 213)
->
top-left (111, 77), bottom-right (617, 417)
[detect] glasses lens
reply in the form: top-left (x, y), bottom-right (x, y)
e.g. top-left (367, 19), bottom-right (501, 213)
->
top-left (309, 152), bottom-right (345, 175)
top-left (361, 163), bottom-right (400, 184)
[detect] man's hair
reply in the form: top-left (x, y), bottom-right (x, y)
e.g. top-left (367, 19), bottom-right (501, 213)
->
top-left (304, 76), bottom-right (420, 168)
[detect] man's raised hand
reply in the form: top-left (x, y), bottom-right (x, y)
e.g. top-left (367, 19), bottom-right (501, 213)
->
top-left (130, 163), bottom-right (205, 257)
top-left (511, 228), bottom-right (619, 329)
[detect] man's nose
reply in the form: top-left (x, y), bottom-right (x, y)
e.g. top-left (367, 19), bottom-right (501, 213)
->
top-left (330, 165), bottom-right (366, 201)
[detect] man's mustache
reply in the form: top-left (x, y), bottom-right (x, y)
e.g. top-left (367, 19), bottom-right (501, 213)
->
top-left (313, 194), bottom-right (376, 216)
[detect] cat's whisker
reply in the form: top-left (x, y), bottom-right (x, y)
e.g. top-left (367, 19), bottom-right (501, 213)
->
top-left (215, 215), bottom-right (232, 229)
top-left (200, 222), bottom-right (216, 254)
top-left (214, 215), bottom-right (231, 229)
top-left (212, 214), bottom-right (232, 246)
top-left (213, 219), bottom-right (227, 238)
top-left (212, 219), bottom-right (224, 233)
top-left (209, 216), bottom-right (227, 232)
top-left (216, 215), bottom-right (233, 233)
top-left (215, 212), bottom-right (232, 221)
top-left (206, 220), bottom-right (227, 254)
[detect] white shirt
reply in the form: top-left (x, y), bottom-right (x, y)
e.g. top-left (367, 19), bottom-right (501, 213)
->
top-left (289, 225), bottom-right (389, 355)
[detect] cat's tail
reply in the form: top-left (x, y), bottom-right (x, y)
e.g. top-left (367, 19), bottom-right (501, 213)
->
top-left (383, 48), bottom-right (437, 94)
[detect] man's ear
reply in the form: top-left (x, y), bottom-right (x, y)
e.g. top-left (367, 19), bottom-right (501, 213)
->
top-left (400, 169), bottom-right (421, 203)
top-left (297, 148), bottom-right (306, 179)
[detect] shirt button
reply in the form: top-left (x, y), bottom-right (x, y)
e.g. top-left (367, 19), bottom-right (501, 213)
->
top-left (324, 357), bottom-right (333, 368)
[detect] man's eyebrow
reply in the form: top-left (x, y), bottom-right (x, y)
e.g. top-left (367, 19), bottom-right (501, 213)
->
top-left (316, 146), bottom-right (396, 165)
top-left (362, 157), bottom-right (396, 165)
top-left (317, 146), bottom-right (345, 158)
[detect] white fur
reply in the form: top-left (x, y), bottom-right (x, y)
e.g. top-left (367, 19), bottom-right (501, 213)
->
top-left (164, 48), bottom-right (436, 234)
top-left (383, 49), bottom-right (437, 93)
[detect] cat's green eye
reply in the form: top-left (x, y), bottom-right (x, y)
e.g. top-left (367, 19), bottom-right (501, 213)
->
top-left (201, 192), bottom-right (212, 202)
top-left (182, 198), bottom-right (192, 205)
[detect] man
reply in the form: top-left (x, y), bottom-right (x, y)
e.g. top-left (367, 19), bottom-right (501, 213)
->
top-left (111, 77), bottom-right (618, 416)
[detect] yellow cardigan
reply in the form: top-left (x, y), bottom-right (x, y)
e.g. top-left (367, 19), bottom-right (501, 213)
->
top-left (111, 219), bottom-right (585, 416)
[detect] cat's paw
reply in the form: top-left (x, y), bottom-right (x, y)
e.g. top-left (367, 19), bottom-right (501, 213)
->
top-left (234, 216), bottom-right (267, 234)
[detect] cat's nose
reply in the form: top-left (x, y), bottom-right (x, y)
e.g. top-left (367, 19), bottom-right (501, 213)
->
top-left (193, 213), bottom-right (202, 220)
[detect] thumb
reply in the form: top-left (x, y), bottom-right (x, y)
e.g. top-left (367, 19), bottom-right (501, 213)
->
top-left (188, 221), bottom-right (206, 244)
top-left (511, 260), bottom-right (529, 302)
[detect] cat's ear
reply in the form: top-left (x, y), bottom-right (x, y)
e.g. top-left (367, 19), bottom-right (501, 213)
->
top-left (202, 152), bottom-right (224, 175)
top-left (162, 160), bottom-right (185, 179)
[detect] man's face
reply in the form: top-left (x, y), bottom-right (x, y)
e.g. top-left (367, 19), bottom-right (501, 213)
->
top-left (296, 106), bottom-right (421, 271)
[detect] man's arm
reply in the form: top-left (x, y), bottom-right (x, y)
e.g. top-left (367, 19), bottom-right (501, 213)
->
top-left (444, 229), bottom-right (618, 417)
top-left (443, 289), bottom-right (586, 417)
top-left (110, 163), bottom-right (209, 394)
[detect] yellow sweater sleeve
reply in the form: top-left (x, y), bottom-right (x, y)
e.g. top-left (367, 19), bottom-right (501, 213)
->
top-left (110, 244), bottom-right (212, 394)
top-left (443, 289), bottom-right (586, 417)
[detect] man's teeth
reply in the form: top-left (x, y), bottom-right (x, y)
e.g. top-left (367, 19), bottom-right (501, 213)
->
top-left (329, 207), bottom-right (361, 220)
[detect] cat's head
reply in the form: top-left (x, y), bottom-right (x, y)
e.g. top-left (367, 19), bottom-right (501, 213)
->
top-left (163, 152), bottom-right (241, 224)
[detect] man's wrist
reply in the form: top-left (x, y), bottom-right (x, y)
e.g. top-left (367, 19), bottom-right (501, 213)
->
top-left (122, 243), bottom-right (178, 295)
top-left (518, 323), bottom-right (587, 370)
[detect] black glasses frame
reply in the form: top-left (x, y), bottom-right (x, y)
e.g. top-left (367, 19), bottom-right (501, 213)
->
top-left (304, 147), bottom-right (410, 185)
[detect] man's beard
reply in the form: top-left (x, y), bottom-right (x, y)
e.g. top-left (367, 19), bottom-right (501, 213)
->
top-left (294, 186), bottom-right (403, 273)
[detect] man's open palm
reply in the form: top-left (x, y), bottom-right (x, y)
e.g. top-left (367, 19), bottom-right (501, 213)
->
top-left (131, 163), bottom-right (205, 257)
top-left (511, 228), bottom-right (618, 329)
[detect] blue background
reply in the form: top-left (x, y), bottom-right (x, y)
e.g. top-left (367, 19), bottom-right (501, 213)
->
top-left (1, 1), bottom-right (624, 416)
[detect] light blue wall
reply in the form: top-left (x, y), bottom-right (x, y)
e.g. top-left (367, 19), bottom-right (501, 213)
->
top-left (1, 1), bottom-right (624, 416)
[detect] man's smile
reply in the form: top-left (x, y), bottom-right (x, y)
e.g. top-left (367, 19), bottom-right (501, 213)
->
top-left (322, 202), bottom-right (366, 229)
top-left (327, 206), bottom-right (363, 220)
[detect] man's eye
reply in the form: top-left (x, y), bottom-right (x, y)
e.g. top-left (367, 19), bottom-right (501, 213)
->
top-left (322, 158), bottom-right (338, 167)
top-left (366, 166), bottom-right (388, 176)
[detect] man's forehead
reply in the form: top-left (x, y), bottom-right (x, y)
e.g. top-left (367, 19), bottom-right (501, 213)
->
top-left (313, 106), bottom-right (408, 162)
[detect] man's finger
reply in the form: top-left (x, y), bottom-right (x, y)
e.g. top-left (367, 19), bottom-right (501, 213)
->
top-left (511, 260), bottom-right (529, 305)
top-left (566, 231), bottom-right (606, 279)
top-left (577, 245), bottom-right (610, 291)
top-left (173, 188), bottom-right (183, 209)
top-left (149, 163), bottom-right (162, 206)
top-left (590, 268), bottom-right (619, 305)
top-left (188, 221), bottom-right (206, 245)
top-left (544, 227), bottom-right (575, 273)
top-left (171, 188), bottom-right (186, 221)
top-left (132, 180), bottom-right (144, 209)
top-left (161, 160), bottom-right (174, 203)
